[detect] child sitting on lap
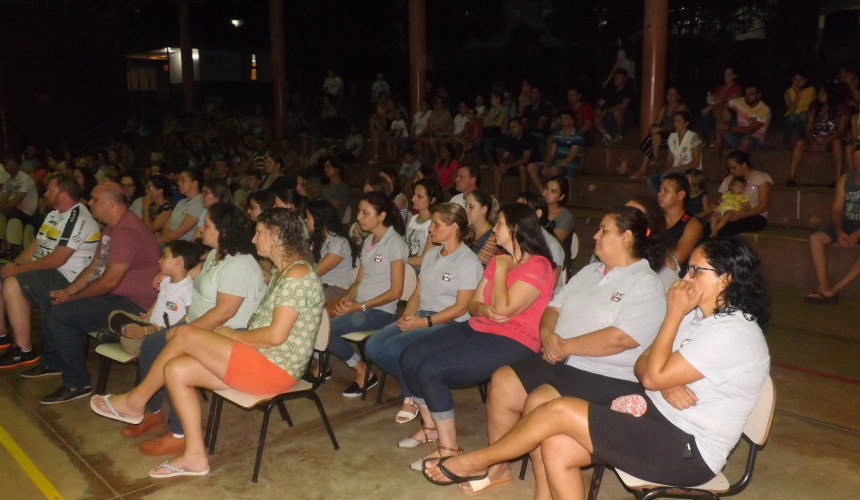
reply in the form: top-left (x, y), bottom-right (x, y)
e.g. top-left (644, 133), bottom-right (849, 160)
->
top-left (710, 176), bottom-right (750, 235)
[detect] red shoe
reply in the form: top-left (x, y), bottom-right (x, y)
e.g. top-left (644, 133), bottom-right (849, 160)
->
top-left (121, 411), bottom-right (165, 437)
top-left (139, 431), bottom-right (186, 456)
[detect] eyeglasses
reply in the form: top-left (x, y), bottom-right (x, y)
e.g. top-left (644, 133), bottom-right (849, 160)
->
top-left (687, 265), bottom-right (719, 278)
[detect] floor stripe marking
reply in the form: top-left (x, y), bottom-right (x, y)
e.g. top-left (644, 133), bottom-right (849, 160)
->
top-left (772, 361), bottom-right (860, 386)
top-left (0, 422), bottom-right (64, 500)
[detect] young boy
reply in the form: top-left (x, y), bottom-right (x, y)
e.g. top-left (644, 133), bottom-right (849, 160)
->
top-left (108, 240), bottom-right (199, 356)
top-left (710, 176), bottom-right (751, 234)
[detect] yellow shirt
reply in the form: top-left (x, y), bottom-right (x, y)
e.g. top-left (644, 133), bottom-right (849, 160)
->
top-left (784, 86), bottom-right (816, 116)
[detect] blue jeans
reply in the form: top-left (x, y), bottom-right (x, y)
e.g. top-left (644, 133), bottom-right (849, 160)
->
top-left (400, 321), bottom-right (533, 421)
top-left (783, 112), bottom-right (807, 144)
top-left (139, 324), bottom-right (186, 435)
top-left (329, 309), bottom-right (394, 366)
top-left (364, 310), bottom-right (445, 398)
top-left (42, 294), bottom-right (143, 389)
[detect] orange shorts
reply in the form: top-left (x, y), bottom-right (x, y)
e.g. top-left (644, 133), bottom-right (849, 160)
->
top-left (223, 342), bottom-right (297, 394)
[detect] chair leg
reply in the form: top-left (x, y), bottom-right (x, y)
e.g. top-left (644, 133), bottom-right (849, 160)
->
top-left (198, 388), bottom-right (208, 402)
top-left (252, 401), bottom-right (277, 483)
top-left (276, 401), bottom-right (294, 426)
top-left (307, 393), bottom-right (339, 450)
top-left (357, 342), bottom-right (370, 401)
top-left (96, 357), bottom-right (111, 394)
top-left (587, 463), bottom-right (605, 500)
top-left (375, 371), bottom-right (387, 405)
top-left (478, 380), bottom-right (488, 403)
top-left (519, 454), bottom-right (529, 480)
top-left (207, 396), bottom-right (224, 455)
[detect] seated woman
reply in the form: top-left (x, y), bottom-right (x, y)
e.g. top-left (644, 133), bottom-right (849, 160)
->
top-left (464, 189), bottom-right (499, 266)
top-left (320, 157), bottom-right (351, 223)
top-left (245, 189), bottom-right (275, 222)
top-left (158, 169), bottom-right (204, 245)
top-left (787, 84), bottom-right (849, 186)
top-left (306, 199), bottom-right (354, 302)
top-left (90, 208), bottom-right (324, 478)
top-left (399, 203), bottom-right (556, 471)
top-left (452, 206), bottom-right (667, 496)
top-left (543, 176), bottom-right (574, 242)
top-left (191, 179), bottom-right (232, 241)
top-left (433, 143), bottom-right (460, 192)
top-left (424, 237), bottom-right (770, 499)
top-left (113, 203), bottom-right (266, 456)
top-left (406, 179), bottom-right (444, 270)
top-left (328, 192), bottom-right (408, 397)
top-left (366, 203), bottom-right (483, 424)
top-left (139, 175), bottom-right (174, 235)
top-left (644, 110), bottom-right (704, 194)
top-left (630, 87), bottom-right (689, 178)
top-left (715, 150), bottom-right (772, 236)
top-left (657, 173), bottom-right (704, 276)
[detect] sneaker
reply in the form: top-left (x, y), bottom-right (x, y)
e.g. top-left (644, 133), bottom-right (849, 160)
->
top-left (612, 134), bottom-right (623, 143)
top-left (0, 335), bottom-right (11, 350)
top-left (19, 364), bottom-right (62, 379)
top-left (0, 346), bottom-right (40, 369)
top-left (39, 385), bottom-right (92, 405)
top-left (342, 373), bottom-right (379, 398)
top-left (601, 134), bottom-right (613, 146)
top-left (108, 310), bottom-right (151, 338)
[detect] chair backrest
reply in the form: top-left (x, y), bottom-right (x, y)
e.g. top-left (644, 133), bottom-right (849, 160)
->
top-left (314, 309), bottom-right (331, 352)
top-left (5, 218), bottom-right (23, 246)
top-left (744, 376), bottom-right (775, 445)
top-left (23, 224), bottom-right (35, 248)
top-left (402, 264), bottom-right (418, 300)
top-left (570, 232), bottom-right (579, 261)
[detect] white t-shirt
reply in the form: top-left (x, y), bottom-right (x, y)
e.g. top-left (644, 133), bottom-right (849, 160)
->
top-left (150, 275), bottom-right (194, 328)
top-left (0, 165), bottom-right (10, 186)
top-left (549, 260), bottom-right (666, 382)
top-left (355, 226), bottom-right (409, 314)
top-left (167, 195), bottom-right (204, 241)
top-left (390, 118), bottom-right (409, 138)
top-left (34, 202), bottom-right (101, 281)
top-left (406, 214), bottom-right (431, 257)
top-left (319, 233), bottom-right (353, 289)
top-left (323, 76), bottom-right (344, 96)
top-left (728, 97), bottom-right (772, 142)
top-left (449, 192), bottom-right (466, 208)
top-left (418, 243), bottom-right (483, 322)
top-left (648, 309), bottom-right (770, 474)
top-left (718, 170), bottom-right (773, 219)
top-left (187, 250), bottom-right (266, 329)
top-left (413, 110), bottom-right (431, 136)
top-left (452, 113), bottom-right (468, 135)
top-left (668, 130), bottom-right (703, 170)
top-left (2, 171), bottom-right (38, 215)
top-left (129, 197), bottom-right (144, 218)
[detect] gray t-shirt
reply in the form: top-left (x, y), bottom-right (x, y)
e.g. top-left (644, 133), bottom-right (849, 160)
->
top-left (541, 228), bottom-right (564, 296)
top-left (319, 233), bottom-right (353, 289)
top-left (548, 208), bottom-right (574, 235)
top-left (449, 192), bottom-right (466, 208)
top-left (187, 250), bottom-right (267, 329)
top-left (321, 182), bottom-right (351, 222)
top-left (167, 194), bottom-right (204, 241)
top-left (549, 259), bottom-right (666, 382)
top-left (418, 243), bottom-right (483, 322)
top-left (648, 309), bottom-right (770, 475)
top-left (406, 214), bottom-right (431, 257)
top-left (355, 226), bottom-right (409, 314)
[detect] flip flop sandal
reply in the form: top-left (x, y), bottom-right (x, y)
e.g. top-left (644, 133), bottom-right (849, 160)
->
top-left (804, 292), bottom-right (839, 304)
top-left (90, 395), bottom-right (144, 425)
top-left (149, 460), bottom-right (210, 478)
top-left (412, 445), bottom-right (462, 471)
top-left (423, 456), bottom-right (488, 486)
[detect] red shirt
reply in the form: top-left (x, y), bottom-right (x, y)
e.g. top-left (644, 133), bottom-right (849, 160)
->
top-left (434, 158), bottom-right (460, 190)
top-left (567, 102), bottom-right (595, 132)
top-left (469, 254), bottom-right (554, 352)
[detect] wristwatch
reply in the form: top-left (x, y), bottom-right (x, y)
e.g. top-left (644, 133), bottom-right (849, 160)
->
top-left (360, 303), bottom-right (367, 312)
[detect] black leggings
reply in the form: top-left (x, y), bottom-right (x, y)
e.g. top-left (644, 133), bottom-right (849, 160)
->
top-left (716, 215), bottom-right (767, 236)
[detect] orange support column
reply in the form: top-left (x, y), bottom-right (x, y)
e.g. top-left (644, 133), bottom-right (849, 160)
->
top-left (178, 0), bottom-right (194, 113)
top-left (408, 0), bottom-right (426, 116)
top-left (270, 0), bottom-right (287, 141)
top-left (640, 0), bottom-right (668, 140)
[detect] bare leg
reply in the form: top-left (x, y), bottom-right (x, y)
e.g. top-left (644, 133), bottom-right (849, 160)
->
top-left (832, 143), bottom-right (844, 181)
top-left (149, 355), bottom-right (231, 475)
top-left (523, 384), bottom-right (564, 500)
top-left (542, 434), bottom-right (592, 500)
top-left (91, 325), bottom-right (234, 417)
top-left (425, 397), bottom-right (593, 500)
top-left (808, 231), bottom-right (833, 294)
top-left (612, 110), bottom-right (625, 136)
top-left (3, 278), bottom-right (32, 350)
top-left (788, 139), bottom-right (806, 182)
top-left (527, 163), bottom-right (544, 193)
top-left (709, 213), bottom-right (722, 235)
top-left (831, 254), bottom-right (860, 295)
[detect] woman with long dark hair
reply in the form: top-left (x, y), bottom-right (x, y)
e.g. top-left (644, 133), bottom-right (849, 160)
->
top-left (306, 199), bottom-right (354, 302)
top-left (424, 237), bottom-right (770, 500)
top-left (399, 203), bottom-right (556, 471)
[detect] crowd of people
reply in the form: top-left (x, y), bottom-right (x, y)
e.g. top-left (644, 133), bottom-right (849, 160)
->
top-left (0, 58), bottom-right (856, 496)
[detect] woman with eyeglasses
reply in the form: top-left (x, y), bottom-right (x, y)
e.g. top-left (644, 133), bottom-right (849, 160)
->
top-left (140, 175), bottom-right (175, 235)
top-left (424, 237), bottom-right (770, 500)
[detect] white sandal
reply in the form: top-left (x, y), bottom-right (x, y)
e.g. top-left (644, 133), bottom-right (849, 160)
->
top-left (394, 399), bottom-right (419, 424)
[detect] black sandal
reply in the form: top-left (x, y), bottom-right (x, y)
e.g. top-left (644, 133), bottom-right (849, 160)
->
top-left (423, 456), bottom-right (488, 486)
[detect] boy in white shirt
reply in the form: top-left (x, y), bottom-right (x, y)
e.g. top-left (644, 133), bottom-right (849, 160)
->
top-left (108, 240), bottom-right (199, 356)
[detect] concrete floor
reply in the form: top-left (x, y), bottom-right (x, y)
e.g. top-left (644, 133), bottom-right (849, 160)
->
top-left (0, 285), bottom-right (858, 500)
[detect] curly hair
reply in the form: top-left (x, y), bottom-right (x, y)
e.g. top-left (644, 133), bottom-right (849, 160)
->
top-left (207, 202), bottom-right (256, 259)
top-left (307, 199), bottom-right (354, 263)
top-left (626, 197), bottom-right (669, 272)
top-left (608, 205), bottom-right (666, 272)
top-left (497, 203), bottom-right (555, 268)
top-left (700, 237), bottom-right (769, 327)
top-left (257, 207), bottom-right (311, 261)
